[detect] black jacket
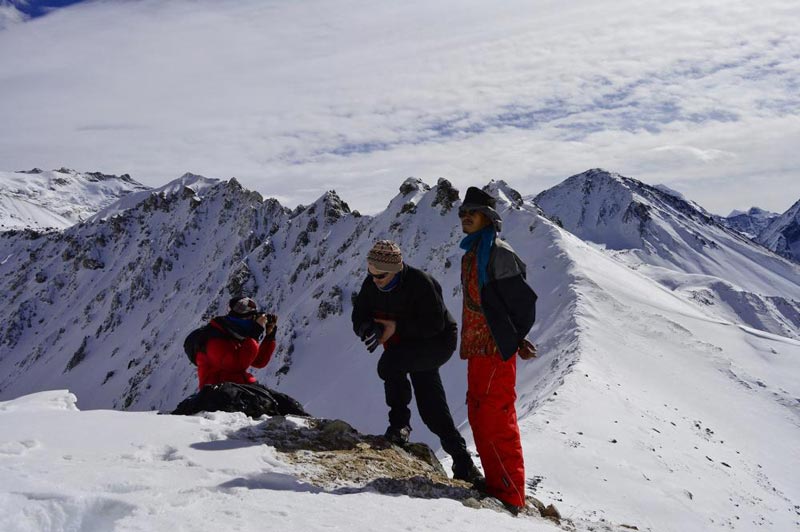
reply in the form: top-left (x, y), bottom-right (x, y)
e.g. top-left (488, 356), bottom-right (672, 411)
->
top-left (465, 237), bottom-right (537, 361)
top-left (352, 264), bottom-right (457, 343)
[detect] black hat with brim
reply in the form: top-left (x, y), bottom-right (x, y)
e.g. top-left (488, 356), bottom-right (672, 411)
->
top-left (460, 186), bottom-right (503, 232)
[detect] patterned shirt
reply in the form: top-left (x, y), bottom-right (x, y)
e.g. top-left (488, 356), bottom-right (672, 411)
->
top-left (460, 248), bottom-right (500, 359)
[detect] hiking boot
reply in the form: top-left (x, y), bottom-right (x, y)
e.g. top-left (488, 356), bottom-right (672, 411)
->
top-left (383, 425), bottom-right (411, 446)
top-left (503, 502), bottom-right (524, 516)
top-left (452, 460), bottom-right (486, 490)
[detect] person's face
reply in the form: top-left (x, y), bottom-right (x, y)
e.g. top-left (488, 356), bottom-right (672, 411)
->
top-left (459, 209), bottom-right (491, 234)
top-left (368, 266), bottom-right (396, 288)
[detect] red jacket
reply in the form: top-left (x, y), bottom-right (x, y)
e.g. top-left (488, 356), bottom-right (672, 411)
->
top-left (196, 321), bottom-right (275, 388)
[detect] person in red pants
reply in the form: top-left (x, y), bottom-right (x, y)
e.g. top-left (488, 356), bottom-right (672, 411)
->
top-left (458, 187), bottom-right (538, 514)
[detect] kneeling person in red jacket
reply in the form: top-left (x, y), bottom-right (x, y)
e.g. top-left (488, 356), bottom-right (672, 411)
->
top-left (196, 296), bottom-right (277, 388)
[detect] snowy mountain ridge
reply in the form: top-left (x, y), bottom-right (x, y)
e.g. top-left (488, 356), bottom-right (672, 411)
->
top-left (0, 168), bottom-right (150, 230)
top-left (534, 168), bottom-right (800, 339)
top-left (757, 198), bottom-right (800, 264)
top-left (720, 207), bottom-right (779, 240)
top-left (0, 169), bottom-right (798, 530)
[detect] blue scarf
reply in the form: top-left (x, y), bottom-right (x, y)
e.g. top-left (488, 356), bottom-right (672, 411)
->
top-left (218, 315), bottom-right (263, 340)
top-left (460, 226), bottom-right (495, 288)
top-left (378, 271), bottom-right (402, 292)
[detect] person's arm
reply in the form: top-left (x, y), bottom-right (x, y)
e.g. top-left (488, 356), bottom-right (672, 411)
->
top-left (252, 314), bottom-right (276, 368)
top-left (351, 277), bottom-right (374, 335)
top-left (251, 337), bottom-right (275, 368)
top-left (494, 274), bottom-right (537, 341)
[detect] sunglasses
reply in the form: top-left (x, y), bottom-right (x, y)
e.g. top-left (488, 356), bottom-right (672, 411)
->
top-left (368, 270), bottom-right (391, 280)
top-left (458, 209), bottom-right (479, 218)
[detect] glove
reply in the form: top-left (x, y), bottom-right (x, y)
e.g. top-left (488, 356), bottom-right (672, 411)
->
top-left (264, 313), bottom-right (278, 339)
top-left (518, 338), bottom-right (537, 360)
top-left (358, 321), bottom-right (384, 353)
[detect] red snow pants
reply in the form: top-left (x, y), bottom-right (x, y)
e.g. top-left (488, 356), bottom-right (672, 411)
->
top-left (467, 354), bottom-right (525, 507)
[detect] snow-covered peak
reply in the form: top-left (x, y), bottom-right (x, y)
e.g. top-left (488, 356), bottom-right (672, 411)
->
top-left (483, 179), bottom-right (523, 208)
top-left (719, 206), bottom-right (780, 240)
top-left (653, 183), bottom-right (686, 201)
top-left (534, 168), bottom-right (737, 250)
top-left (88, 172), bottom-right (219, 221)
top-left (398, 177), bottom-right (431, 196)
top-left (305, 190), bottom-right (352, 224)
top-left (533, 168), bottom-right (651, 249)
top-left (535, 168), bottom-right (800, 338)
top-left (758, 198), bottom-right (800, 263)
top-left (731, 206), bottom-right (776, 218)
top-left (386, 177), bottom-right (433, 215)
top-left (0, 168), bottom-right (150, 230)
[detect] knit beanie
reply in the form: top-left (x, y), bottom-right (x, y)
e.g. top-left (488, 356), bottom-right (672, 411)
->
top-left (367, 240), bottom-right (404, 273)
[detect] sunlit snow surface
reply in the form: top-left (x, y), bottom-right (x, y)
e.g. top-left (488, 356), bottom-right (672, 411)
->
top-left (0, 391), bottom-right (561, 532)
top-left (0, 175), bottom-right (798, 531)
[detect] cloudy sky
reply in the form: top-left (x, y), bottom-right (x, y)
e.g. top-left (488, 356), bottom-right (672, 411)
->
top-left (1, 0), bottom-right (798, 215)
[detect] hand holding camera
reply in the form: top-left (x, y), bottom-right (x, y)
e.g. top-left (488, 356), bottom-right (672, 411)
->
top-left (256, 312), bottom-right (278, 336)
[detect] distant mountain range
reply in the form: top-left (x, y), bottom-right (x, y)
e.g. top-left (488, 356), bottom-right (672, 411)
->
top-left (0, 168), bottom-right (148, 230)
top-left (720, 207), bottom-right (779, 239)
top-left (0, 167), bottom-right (798, 529)
top-left (534, 168), bottom-right (800, 338)
top-left (758, 199), bottom-right (800, 263)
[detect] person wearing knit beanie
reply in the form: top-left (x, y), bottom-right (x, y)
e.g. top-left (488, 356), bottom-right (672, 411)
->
top-left (351, 240), bottom-right (483, 486)
top-left (367, 240), bottom-right (404, 273)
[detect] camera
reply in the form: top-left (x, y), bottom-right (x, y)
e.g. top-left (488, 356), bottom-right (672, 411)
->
top-left (256, 312), bottom-right (277, 325)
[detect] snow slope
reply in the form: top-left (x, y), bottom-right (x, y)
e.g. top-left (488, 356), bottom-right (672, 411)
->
top-left (0, 390), bottom-right (562, 532)
top-left (0, 168), bottom-right (149, 230)
top-left (0, 173), bottom-right (798, 530)
top-left (534, 169), bottom-right (800, 339)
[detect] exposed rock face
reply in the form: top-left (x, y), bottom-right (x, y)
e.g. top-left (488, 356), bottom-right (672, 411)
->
top-left (210, 415), bottom-right (560, 520)
top-left (399, 177), bottom-right (430, 196)
top-left (431, 178), bottom-right (460, 214)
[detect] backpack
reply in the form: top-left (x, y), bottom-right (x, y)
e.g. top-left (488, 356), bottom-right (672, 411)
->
top-left (171, 382), bottom-right (309, 418)
top-left (183, 324), bottom-right (226, 365)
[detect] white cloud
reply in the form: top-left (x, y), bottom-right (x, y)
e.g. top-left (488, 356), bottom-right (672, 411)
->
top-left (0, 0), bottom-right (798, 214)
top-left (0, 1), bottom-right (27, 29)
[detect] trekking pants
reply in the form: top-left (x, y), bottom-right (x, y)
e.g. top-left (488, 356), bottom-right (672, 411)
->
top-left (467, 355), bottom-right (525, 507)
top-left (377, 329), bottom-right (470, 463)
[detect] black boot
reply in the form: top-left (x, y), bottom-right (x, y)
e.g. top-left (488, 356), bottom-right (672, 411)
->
top-left (383, 425), bottom-right (411, 446)
top-left (452, 457), bottom-right (485, 490)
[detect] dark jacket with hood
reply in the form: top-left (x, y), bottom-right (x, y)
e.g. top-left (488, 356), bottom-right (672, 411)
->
top-left (468, 237), bottom-right (537, 360)
top-left (352, 264), bottom-right (457, 344)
